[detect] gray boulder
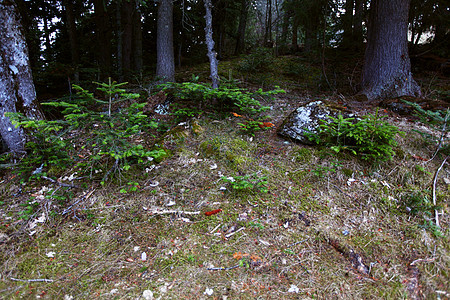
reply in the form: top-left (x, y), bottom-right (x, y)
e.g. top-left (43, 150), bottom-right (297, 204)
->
top-left (278, 101), bottom-right (353, 145)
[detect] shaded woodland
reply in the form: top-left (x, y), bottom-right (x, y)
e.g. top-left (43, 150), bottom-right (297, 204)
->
top-left (0, 1), bottom-right (449, 298)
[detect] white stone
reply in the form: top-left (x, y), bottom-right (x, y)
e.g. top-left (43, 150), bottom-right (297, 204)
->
top-left (204, 287), bottom-right (213, 296)
top-left (288, 284), bottom-right (299, 293)
top-left (142, 290), bottom-right (154, 300)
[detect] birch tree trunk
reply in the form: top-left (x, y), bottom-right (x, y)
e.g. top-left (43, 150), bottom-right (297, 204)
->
top-left (360, 0), bottom-right (421, 102)
top-left (156, 0), bottom-right (175, 82)
top-left (0, 0), bottom-right (43, 153)
top-left (203, 0), bottom-right (219, 89)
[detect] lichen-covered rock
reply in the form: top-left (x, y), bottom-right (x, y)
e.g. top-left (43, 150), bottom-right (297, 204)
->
top-left (278, 101), bottom-right (352, 145)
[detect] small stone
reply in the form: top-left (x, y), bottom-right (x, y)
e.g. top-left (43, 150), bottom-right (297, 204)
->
top-left (142, 290), bottom-right (154, 300)
top-left (288, 284), bottom-right (299, 293)
top-left (204, 287), bottom-right (213, 296)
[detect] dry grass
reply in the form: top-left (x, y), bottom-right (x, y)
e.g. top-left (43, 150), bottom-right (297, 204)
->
top-left (0, 59), bottom-right (449, 299)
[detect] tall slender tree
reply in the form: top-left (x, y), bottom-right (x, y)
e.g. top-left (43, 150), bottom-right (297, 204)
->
top-left (62, 0), bottom-right (80, 82)
top-left (156, 0), bottom-right (175, 82)
top-left (93, 0), bottom-right (112, 80)
top-left (204, 0), bottom-right (219, 88)
top-left (360, 0), bottom-right (421, 102)
top-left (234, 0), bottom-right (250, 55)
top-left (0, 0), bottom-right (43, 153)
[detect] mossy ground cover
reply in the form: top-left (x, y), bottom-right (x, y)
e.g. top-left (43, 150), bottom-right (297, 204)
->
top-left (0, 57), bottom-right (449, 299)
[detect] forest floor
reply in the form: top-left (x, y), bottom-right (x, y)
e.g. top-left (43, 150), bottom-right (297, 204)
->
top-left (0, 53), bottom-right (449, 299)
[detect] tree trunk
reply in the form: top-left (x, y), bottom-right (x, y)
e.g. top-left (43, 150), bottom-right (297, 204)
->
top-left (156, 0), bottom-right (175, 82)
top-left (116, 0), bottom-right (123, 81)
top-left (203, 0), bottom-right (219, 89)
top-left (234, 0), bottom-right (249, 55)
top-left (342, 0), bottom-right (354, 47)
top-left (292, 15), bottom-right (299, 51)
top-left (264, 0), bottom-right (272, 46)
top-left (133, 0), bottom-right (143, 76)
top-left (0, 0), bottom-right (43, 153)
top-left (62, 0), bottom-right (79, 82)
top-left (360, 0), bottom-right (421, 102)
top-left (353, 0), bottom-right (364, 47)
top-left (121, 0), bottom-right (133, 79)
top-left (280, 7), bottom-right (291, 48)
top-left (94, 0), bottom-right (112, 80)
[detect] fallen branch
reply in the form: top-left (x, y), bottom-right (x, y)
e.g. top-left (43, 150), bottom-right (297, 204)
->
top-left (10, 277), bottom-right (53, 283)
top-left (432, 155), bottom-right (449, 228)
top-left (207, 265), bottom-right (239, 271)
top-left (225, 227), bottom-right (245, 238)
top-left (148, 207), bottom-right (200, 216)
top-left (62, 189), bottom-right (96, 216)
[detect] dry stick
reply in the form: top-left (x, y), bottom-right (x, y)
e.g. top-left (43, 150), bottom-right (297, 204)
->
top-left (207, 265), bottom-right (239, 271)
top-left (432, 155), bottom-right (449, 228)
top-left (148, 208), bottom-right (201, 215)
top-left (10, 277), bottom-right (53, 283)
top-left (61, 189), bottom-right (95, 215)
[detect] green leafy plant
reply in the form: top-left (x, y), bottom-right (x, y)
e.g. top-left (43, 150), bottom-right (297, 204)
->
top-left (5, 79), bottom-right (166, 183)
top-left (307, 109), bottom-right (404, 162)
top-left (221, 173), bottom-right (268, 193)
top-left (119, 181), bottom-right (140, 194)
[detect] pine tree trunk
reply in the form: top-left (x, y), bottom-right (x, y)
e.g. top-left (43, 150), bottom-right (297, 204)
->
top-left (360, 0), bottom-right (421, 102)
top-left (353, 0), bottom-right (364, 47)
top-left (203, 0), bottom-right (219, 89)
top-left (133, 0), bottom-right (143, 76)
top-left (156, 0), bottom-right (175, 82)
top-left (116, 0), bottom-right (123, 80)
top-left (342, 0), bottom-right (354, 47)
top-left (234, 0), bottom-right (249, 55)
top-left (0, 0), bottom-right (43, 153)
top-left (292, 15), bottom-right (299, 51)
top-left (62, 0), bottom-right (79, 82)
top-left (94, 0), bottom-right (112, 80)
top-left (280, 8), bottom-right (291, 48)
top-left (121, 0), bottom-right (133, 79)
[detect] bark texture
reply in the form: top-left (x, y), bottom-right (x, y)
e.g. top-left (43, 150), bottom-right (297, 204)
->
top-left (234, 0), bottom-right (249, 55)
top-left (62, 0), bottom-right (79, 82)
top-left (156, 0), bottom-right (175, 82)
top-left (203, 0), bottom-right (219, 89)
top-left (0, 0), bottom-right (43, 153)
top-left (361, 0), bottom-right (421, 102)
top-left (94, 0), bottom-right (112, 80)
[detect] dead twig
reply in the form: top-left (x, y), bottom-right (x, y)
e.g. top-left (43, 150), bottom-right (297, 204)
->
top-left (62, 189), bottom-right (96, 216)
top-left (148, 207), bottom-right (201, 216)
top-left (9, 277), bottom-right (53, 283)
top-left (207, 265), bottom-right (239, 271)
top-left (432, 155), bottom-right (448, 228)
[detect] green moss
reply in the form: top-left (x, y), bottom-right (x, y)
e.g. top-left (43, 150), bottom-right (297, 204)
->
top-left (293, 147), bottom-right (314, 163)
top-left (341, 168), bottom-right (354, 177)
